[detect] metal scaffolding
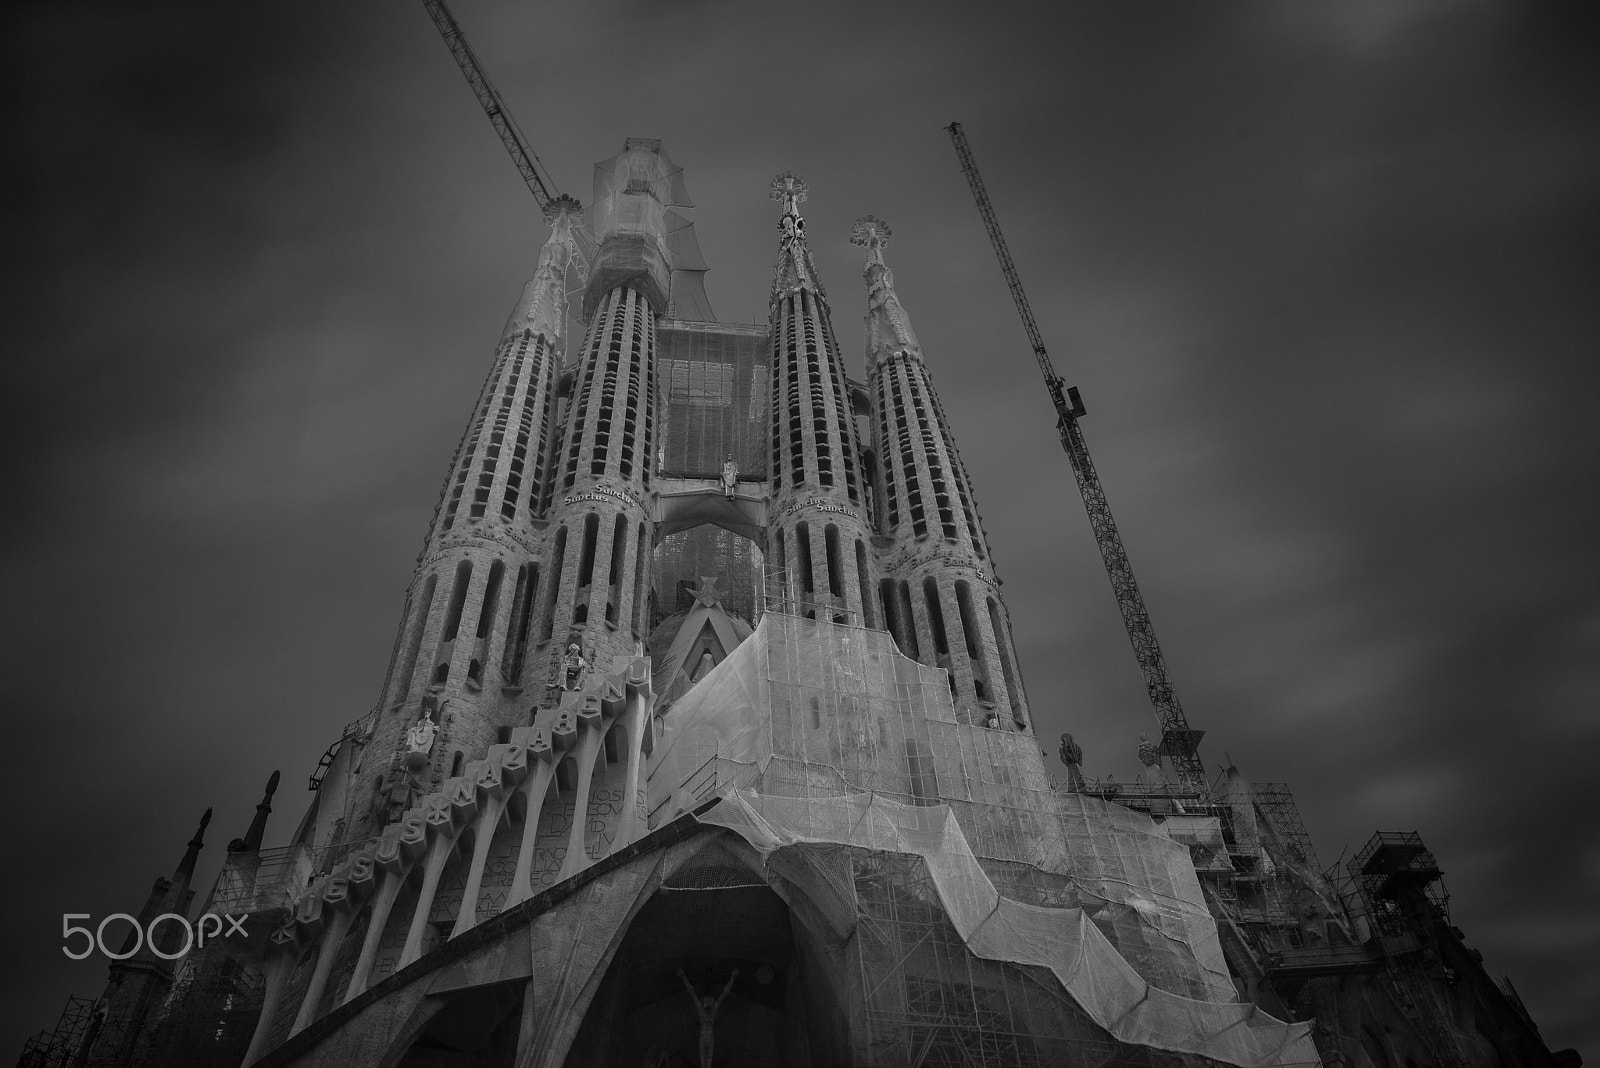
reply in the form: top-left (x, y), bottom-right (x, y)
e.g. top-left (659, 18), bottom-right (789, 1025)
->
top-left (655, 609), bottom-right (1318, 1065)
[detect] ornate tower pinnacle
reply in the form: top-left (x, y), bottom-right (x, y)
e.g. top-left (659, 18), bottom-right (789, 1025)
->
top-left (230, 769), bottom-right (280, 853)
top-left (175, 807), bottom-right (212, 880)
top-left (541, 191), bottom-right (583, 224)
top-left (770, 171), bottom-right (807, 218)
top-left (851, 215), bottom-right (921, 365)
top-left (504, 193), bottom-right (583, 344)
top-left (769, 172), bottom-right (824, 299)
top-left (849, 213), bottom-right (888, 264)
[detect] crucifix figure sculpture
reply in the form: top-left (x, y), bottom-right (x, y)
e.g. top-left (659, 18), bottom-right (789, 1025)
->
top-left (677, 967), bottom-right (738, 1068)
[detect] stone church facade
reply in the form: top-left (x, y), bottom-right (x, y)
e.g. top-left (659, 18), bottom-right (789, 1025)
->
top-left (19, 140), bottom-right (1577, 1068)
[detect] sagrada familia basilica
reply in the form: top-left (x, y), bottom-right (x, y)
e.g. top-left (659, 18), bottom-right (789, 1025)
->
top-left (18, 138), bottom-right (1576, 1068)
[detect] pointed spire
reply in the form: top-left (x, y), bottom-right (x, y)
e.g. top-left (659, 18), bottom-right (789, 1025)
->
top-left (503, 193), bottom-right (583, 344)
top-left (769, 172), bottom-right (826, 300)
top-left (851, 215), bottom-right (922, 366)
top-left (175, 807), bottom-right (213, 879)
top-left (229, 769), bottom-right (280, 854)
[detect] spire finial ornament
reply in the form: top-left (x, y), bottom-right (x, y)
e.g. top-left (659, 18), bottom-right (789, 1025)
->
top-left (768, 172), bottom-right (822, 297)
top-left (768, 171), bottom-right (806, 244)
top-left (542, 192), bottom-right (583, 224)
top-left (176, 807), bottom-right (213, 877)
top-left (769, 172), bottom-right (808, 217)
top-left (770, 173), bottom-right (809, 245)
top-left (850, 214), bottom-right (891, 266)
top-left (230, 770), bottom-right (281, 853)
top-left (506, 194), bottom-right (582, 343)
top-left (855, 214), bottom-right (921, 362)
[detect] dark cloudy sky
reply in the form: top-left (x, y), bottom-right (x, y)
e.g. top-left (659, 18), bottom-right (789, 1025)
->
top-left (5, 0), bottom-right (1597, 1058)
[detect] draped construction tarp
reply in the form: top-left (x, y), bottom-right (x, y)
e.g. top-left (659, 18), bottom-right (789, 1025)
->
top-left (649, 612), bottom-right (1320, 1067)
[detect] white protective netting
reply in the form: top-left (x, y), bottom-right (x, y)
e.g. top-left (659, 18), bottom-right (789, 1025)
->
top-left (648, 612), bottom-right (1319, 1066)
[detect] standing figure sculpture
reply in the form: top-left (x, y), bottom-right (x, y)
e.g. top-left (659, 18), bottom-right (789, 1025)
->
top-left (721, 454), bottom-right (738, 500)
top-left (1058, 732), bottom-right (1086, 792)
top-left (561, 643), bottom-right (589, 692)
top-left (677, 968), bottom-right (738, 1068)
top-left (404, 697), bottom-right (441, 770)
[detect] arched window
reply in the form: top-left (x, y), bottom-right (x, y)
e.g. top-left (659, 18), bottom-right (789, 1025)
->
top-left (539, 527), bottom-right (567, 643)
top-left (577, 513), bottom-right (600, 588)
top-left (824, 524), bottom-right (843, 596)
top-left (442, 560), bottom-right (473, 642)
top-left (395, 574), bottom-right (437, 704)
top-left (632, 522), bottom-right (650, 633)
top-left (855, 541), bottom-right (875, 628)
top-left (502, 564), bottom-right (539, 683)
top-left (923, 577), bottom-right (949, 657)
top-left (795, 523), bottom-right (814, 595)
top-left (897, 580), bottom-right (919, 659)
top-left (989, 597), bottom-right (1025, 725)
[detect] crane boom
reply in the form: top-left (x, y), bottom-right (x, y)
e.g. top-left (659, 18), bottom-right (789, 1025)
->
top-left (422, 0), bottom-right (562, 211)
top-left (946, 122), bottom-right (1205, 790)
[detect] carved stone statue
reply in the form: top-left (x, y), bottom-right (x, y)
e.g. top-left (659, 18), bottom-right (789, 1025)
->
top-left (384, 770), bottom-right (420, 823)
top-left (404, 702), bottom-right (439, 770)
top-left (720, 455), bottom-right (738, 499)
top-left (1137, 732), bottom-right (1165, 784)
top-left (1058, 732), bottom-right (1086, 792)
top-left (677, 968), bottom-right (739, 1068)
top-left (561, 643), bottom-right (589, 692)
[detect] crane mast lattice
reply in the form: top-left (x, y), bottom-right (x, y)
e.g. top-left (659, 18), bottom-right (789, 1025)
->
top-left (946, 122), bottom-right (1206, 791)
top-left (422, 0), bottom-right (588, 278)
top-left (423, 0), bottom-right (562, 210)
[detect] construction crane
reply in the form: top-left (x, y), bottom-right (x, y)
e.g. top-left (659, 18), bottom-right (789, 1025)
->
top-left (947, 122), bottom-right (1206, 792)
top-left (423, 0), bottom-right (562, 209)
top-left (421, 0), bottom-right (588, 272)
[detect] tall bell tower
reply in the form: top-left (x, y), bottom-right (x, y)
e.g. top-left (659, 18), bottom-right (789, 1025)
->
top-left (852, 215), bottom-right (1030, 730)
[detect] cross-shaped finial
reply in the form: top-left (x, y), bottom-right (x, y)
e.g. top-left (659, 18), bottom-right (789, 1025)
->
top-left (769, 172), bottom-right (808, 216)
